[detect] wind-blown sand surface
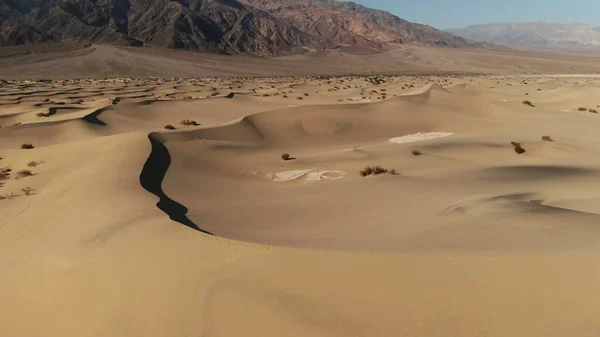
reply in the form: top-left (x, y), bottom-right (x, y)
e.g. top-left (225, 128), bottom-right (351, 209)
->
top-left (2, 74), bottom-right (600, 336)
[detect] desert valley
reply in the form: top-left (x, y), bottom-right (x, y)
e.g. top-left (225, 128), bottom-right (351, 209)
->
top-left (2, 0), bottom-right (600, 336)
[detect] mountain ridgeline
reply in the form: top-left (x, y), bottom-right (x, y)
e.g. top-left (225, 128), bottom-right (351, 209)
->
top-left (448, 22), bottom-right (600, 50)
top-left (0, 0), bottom-right (486, 55)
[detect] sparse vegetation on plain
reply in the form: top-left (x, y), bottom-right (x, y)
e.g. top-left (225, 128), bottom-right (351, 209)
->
top-left (164, 124), bottom-right (176, 130)
top-left (28, 161), bottom-right (40, 167)
top-left (359, 165), bottom-right (394, 177)
top-left (511, 141), bottom-right (526, 154)
top-left (412, 150), bottom-right (423, 156)
top-left (542, 136), bottom-right (554, 142)
top-left (180, 120), bottom-right (199, 126)
top-left (21, 143), bottom-right (34, 149)
top-left (522, 100), bottom-right (535, 107)
top-left (16, 169), bottom-right (33, 178)
top-left (577, 107), bottom-right (588, 111)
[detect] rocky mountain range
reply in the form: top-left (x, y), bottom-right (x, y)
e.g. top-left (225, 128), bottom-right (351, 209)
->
top-left (0, 0), bottom-right (485, 55)
top-left (448, 22), bottom-right (600, 50)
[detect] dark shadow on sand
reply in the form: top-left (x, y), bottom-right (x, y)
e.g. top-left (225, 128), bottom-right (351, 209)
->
top-left (139, 135), bottom-right (213, 235)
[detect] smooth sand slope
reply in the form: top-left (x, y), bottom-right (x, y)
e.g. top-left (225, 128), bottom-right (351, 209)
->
top-left (2, 74), bottom-right (600, 336)
top-left (3, 43), bottom-right (600, 79)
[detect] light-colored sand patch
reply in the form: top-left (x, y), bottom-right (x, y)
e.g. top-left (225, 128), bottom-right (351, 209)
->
top-left (269, 169), bottom-right (346, 182)
top-left (389, 132), bottom-right (453, 144)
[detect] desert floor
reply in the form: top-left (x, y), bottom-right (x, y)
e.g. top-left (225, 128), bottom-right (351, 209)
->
top-left (2, 72), bottom-right (600, 336)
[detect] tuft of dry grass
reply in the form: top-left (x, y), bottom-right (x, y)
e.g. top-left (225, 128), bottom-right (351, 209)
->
top-left (36, 112), bottom-right (50, 117)
top-left (164, 124), bottom-right (176, 130)
top-left (22, 187), bottom-right (36, 196)
top-left (542, 136), bottom-right (554, 142)
top-left (0, 166), bottom-right (11, 181)
top-left (27, 161), bottom-right (39, 167)
top-left (511, 141), bottom-right (526, 154)
top-left (16, 169), bottom-right (33, 178)
top-left (411, 150), bottom-right (423, 156)
top-left (522, 100), bottom-right (535, 107)
top-left (21, 143), bottom-right (34, 149)
top-left (281, 153), bottom-right (291, 161)
top-left (180, 120), bottom-right (199, 126)
top-left (578, 107), bottom-right (588, 112)
top-left (589, 109), bottom-right (598, 114)
top-left (359, 165), bottom-right (394, 177)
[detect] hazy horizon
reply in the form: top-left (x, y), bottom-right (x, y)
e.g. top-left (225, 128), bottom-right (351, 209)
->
top-left (347, 0), bottom-right (600, 30)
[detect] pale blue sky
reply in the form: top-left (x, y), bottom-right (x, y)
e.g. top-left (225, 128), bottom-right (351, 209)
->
top-left (347, 0), bottom-right (599, 29)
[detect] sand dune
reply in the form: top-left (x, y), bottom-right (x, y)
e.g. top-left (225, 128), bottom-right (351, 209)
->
top-left (2, 74), bottom-right (600, 336)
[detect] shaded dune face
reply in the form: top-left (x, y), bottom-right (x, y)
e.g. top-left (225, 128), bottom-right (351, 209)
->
top-left (132, 83), bottom-right (600, 253)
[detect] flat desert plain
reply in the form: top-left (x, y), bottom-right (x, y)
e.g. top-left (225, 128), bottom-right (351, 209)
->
top-left (2, 59), bottom-right (600, 335)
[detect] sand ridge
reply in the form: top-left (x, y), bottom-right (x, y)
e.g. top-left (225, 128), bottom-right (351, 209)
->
top-left (2, 74), bottom-right (600, 336)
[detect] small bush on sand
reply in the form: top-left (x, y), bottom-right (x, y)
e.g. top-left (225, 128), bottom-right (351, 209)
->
top-left (542, 136), bottom-right (554, 142)
top-left (0, 166), bottom-right (11, 180)
top-left (180, 120), bottom-right (199, 126)
top-left (164, 124), bottom-right (176, 130)
top-left (578, 107), bottom-right (588, 112)
top-left (511, 141), bottom-right (526, 154)
top-left (21, 143), bottom-right (34, 149)
top-left (412, 150), bottom-right (423, 156)
top-left (359, 166), bottom-right (394, 177)
top-left (589, 109), bottom-right (598, 113)
top-left (281, 153), bottom-right (291, 161)
top-left (16, 169), bottom-right (33, 178)
top-left (27, 161), bottom-right (39, 167)
top-left (522, 100), bottom-right (535, 107)
top-left (22, 187), bottom-right (36, 196)
top-left (36, 112), bottom-right (49, 117)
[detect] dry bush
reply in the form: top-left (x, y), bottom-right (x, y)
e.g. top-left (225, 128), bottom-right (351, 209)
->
top-left (412, 150), bottom-right (423, 156)
top-left (589, 109), bottom-right (598, 114)
top-left (22, 187), bottom-right (36, 196)
top-left (36, 112), bottom-right (49, 117)
top-left (281, 153), bottom-right (291, 161)
top-left (511, 142), bottom-right (526, 154)
top-left (522, 100), bottom-right (535, 107)
top-left (359, 165), bottom-right (394, 177)
top-left (578, 107), bottom-right (588, 111)
top-left (164, 124), bottom-right (176, 130)
top-left (542, 136), bottom-right (554, 142)
top-left (180, 120), bottom-right (199, 126)
top-left (28, 161), bottom-right (39, 167)
top-left (21, 143), bottom-right (34, 149)
top-left (17, 169), bottom-right (33, 178)
top-left (0, 166), bottom-right (11, 180)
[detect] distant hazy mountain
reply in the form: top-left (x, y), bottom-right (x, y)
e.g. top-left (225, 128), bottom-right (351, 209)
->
top-left (448, 22), bottom-right (600, 50)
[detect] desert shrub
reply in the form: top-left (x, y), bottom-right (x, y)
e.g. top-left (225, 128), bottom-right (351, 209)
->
top-left (21, 143), bottom-right (34, 149)
top-left (17, 169), bottom-right (33, 178)
top-left (180, 120), bottom-right (199, 126)
top-left (281, 153), bottom-right (291, 161)
top-left (164, 125), bottom-right (176, 130)
top-left (36, 112), bottom-right (49, 117)
top-left (522, 100), bottom-right (535, 107)
top-left (511, 142), bottom-right (526, 154)
top-left (541, 136), bottom-right (554, 142)
top-left (578, 107), bottom-right (588, 111)
top-left (589, 109), bottom-right (598, 113)
top-left (27, 161), bottom-right (39, 167)
top-left (412, 150), bottom-right (423, 156)
top-left (22, 187), bottom-right (36, 196)
top-left (359, 166), bottom-right (394, 177)
top-left (297, 97), bottom-right (303, 100)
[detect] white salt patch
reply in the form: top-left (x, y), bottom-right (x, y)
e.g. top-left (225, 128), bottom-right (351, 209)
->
top-left (269, 169), bottom-right (346, 183)
top-left (389, 132), bottom-right (453, 144)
